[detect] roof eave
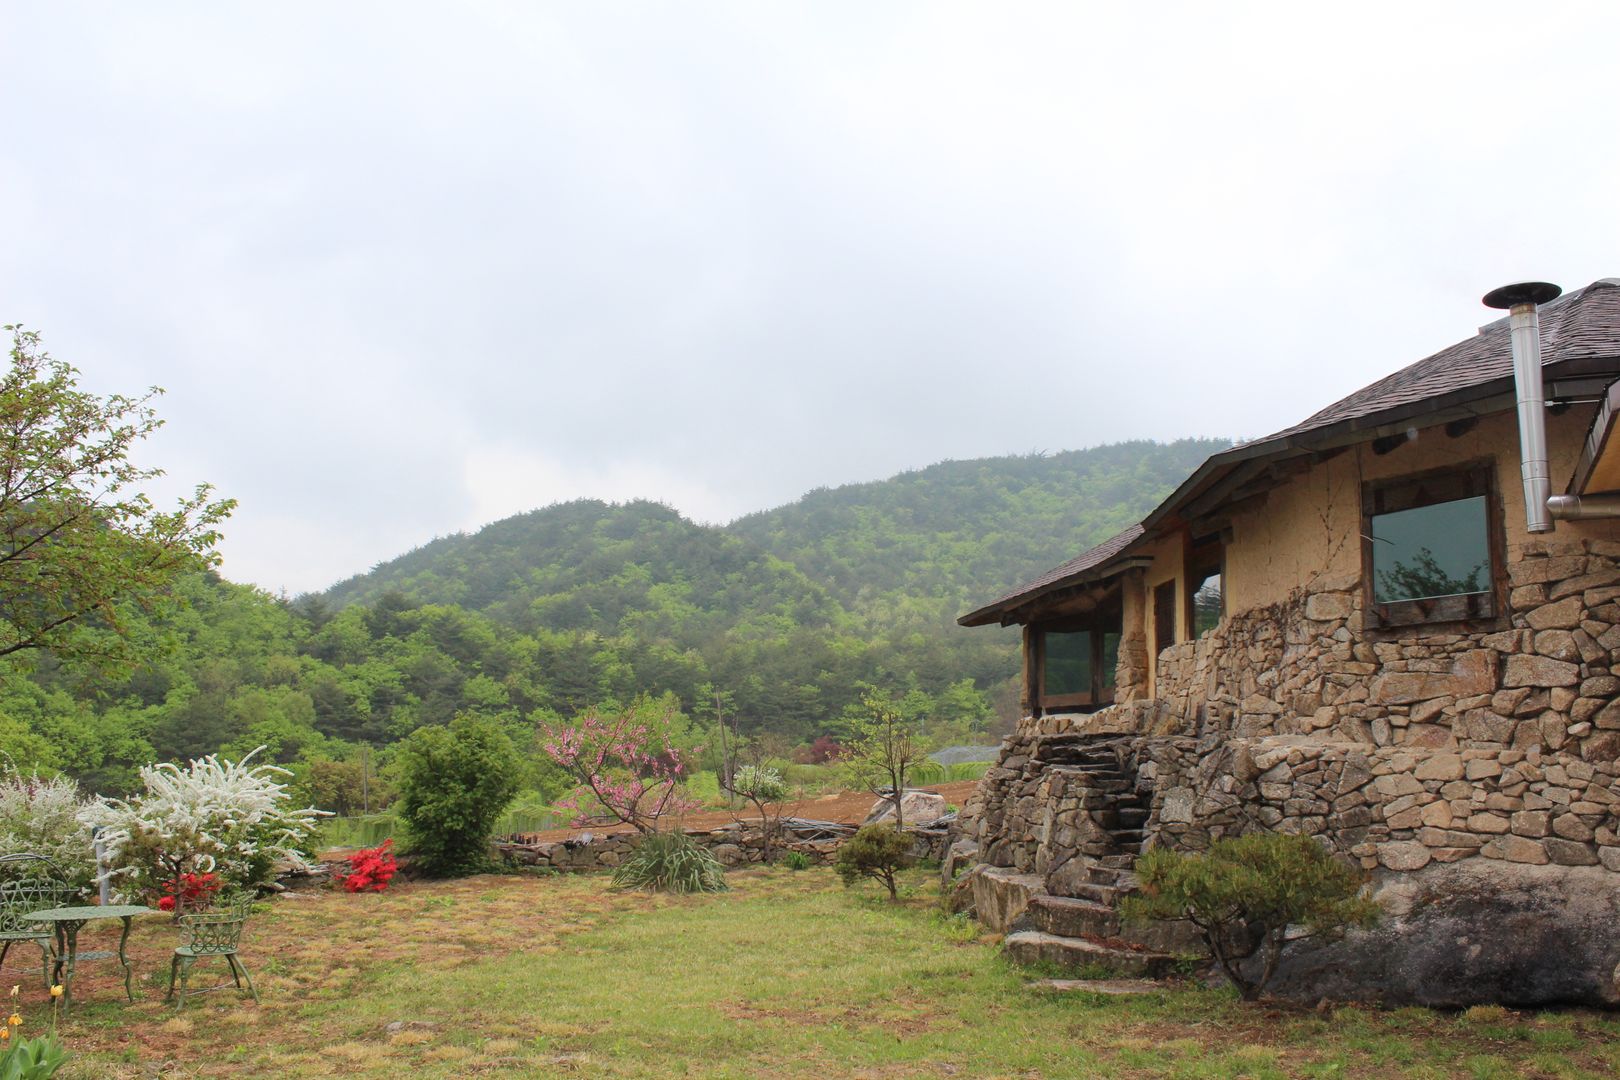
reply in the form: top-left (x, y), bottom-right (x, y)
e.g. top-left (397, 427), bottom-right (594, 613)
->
top-left (957, 556), bottom-right (1153, 627)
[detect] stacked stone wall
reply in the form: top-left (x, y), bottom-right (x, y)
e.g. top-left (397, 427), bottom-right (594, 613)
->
top-left (494, 822), bottom-right (950, 872)
top-left (951, 537), bottom-right (1620, 1004)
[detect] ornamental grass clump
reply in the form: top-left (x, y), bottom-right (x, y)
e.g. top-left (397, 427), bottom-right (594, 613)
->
top-left (0, 768), bottom-right (96, 896)
top-left (81, 748), bottom-right (326, 907)
top-left (1121, 832), bottom-right (1382, 1002)
top-left (611, 831), bottom-right (727, 894)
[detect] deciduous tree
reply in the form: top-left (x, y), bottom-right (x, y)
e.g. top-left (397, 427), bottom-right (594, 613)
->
top-left (0, 327), bottom-right (234, 670)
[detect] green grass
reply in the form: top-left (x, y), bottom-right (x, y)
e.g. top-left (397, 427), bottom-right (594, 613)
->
top-left (36, 869), bottom-right (1620, 1078)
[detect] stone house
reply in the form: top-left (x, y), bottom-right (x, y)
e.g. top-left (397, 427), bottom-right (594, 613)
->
top-left (950, 278), bottom-right (1620, 1006)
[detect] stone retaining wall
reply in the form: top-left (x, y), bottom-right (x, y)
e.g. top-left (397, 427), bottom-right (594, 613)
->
top-left (495, 823), bottom-right (949, 872)
top-left (1144, 735), bottom-right (1620, 872)
top-left (953, 537), bottom-right (1620, 1004)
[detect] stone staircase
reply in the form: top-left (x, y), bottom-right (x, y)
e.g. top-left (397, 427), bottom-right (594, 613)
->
top-left (996, 735), bottom-right (1202, 978)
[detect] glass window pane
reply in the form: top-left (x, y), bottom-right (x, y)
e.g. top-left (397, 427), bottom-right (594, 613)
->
top-left (1044, 631), bottom-right (1092, 696)
top-left (1101, 632), bottom-right (1120, 687)
top-left (1371, 495), bottom-right (1490, 604)
top-left (1192, 572), bottom-right (1222, 637)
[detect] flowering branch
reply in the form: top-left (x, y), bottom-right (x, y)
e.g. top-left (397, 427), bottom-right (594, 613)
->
top-left (539, 704), bottom-right (700, 834)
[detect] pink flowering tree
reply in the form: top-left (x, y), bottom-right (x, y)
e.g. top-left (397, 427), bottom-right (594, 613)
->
top-left (538, 702), bottom-right (700, 834)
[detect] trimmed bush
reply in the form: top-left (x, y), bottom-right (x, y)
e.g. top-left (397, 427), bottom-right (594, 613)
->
top-left (834, 824), bottom-right (912, 901)
top-left (611, 831), bottom-right (727, 894)
top-left (395, 714), bottom-right (523, 877)
top-left (1121, 832), bottom-right (1381, 1001)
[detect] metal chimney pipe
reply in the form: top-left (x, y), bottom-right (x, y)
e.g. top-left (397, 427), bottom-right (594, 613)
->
top-left (1548, 493), bottom-right (1620, 520)
top-left (1483, 281), bottom-right (1563, 533)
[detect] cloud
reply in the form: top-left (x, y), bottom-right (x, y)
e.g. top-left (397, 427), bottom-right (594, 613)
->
top-left (3, 2), bottom-right (1617, 594)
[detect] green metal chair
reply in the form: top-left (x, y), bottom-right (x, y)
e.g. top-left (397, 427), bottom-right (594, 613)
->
top-left (165, 896), bottom-right (258, 1009)
top-left (0, 855), bottom-right (73, 992)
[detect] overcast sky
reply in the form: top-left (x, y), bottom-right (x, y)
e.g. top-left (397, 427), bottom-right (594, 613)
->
top-left (4, 3), bottom-right (1618, 595)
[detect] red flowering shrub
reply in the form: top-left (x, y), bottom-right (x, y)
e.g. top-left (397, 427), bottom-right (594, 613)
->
top-left (157, 871), bottom-right (221, 912)
top-left (339, 839), bottom-right (397, 893)
top-left (795, 737), bottom-right (845, 765)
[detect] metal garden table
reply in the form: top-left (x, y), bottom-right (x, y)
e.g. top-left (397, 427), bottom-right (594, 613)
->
top-left (24, 904), bottom-right (153, 1017)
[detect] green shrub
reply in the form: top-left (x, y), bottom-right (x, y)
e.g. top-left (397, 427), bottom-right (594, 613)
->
top-left (611, 831), bottom-right (727, 894)
top-left (395, 715), bottom-right (523, 877)
top-left (731, 765), bottom-right (789, 802)
top-left (1121, 832), bottom-right (1381, 1001)
top-left (834, 824), bottom-right (912, 902)
top-left (781, 850), bottom-right (812, 871)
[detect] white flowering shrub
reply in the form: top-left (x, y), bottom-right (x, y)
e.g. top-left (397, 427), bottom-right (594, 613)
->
top-left (81, 748), bottom-right (327, 901)
top-left (0, 767), bottom-right (97, 894)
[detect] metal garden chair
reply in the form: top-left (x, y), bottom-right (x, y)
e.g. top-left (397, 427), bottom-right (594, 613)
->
top-left (165, 895), bottom-right (259, 1009)
top-left (0, 854), bottom-right (74, 991)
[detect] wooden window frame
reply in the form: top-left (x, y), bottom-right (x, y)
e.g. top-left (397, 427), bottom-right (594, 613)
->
top-left (1360, 460), bottom-right (1506, 633)
top-left (1031, 619), bottom-right (1120, 713)
top-left (1153, 579), bottom-right (1178, 656)
top-left (1184, 534), bottom-right (1225, 639)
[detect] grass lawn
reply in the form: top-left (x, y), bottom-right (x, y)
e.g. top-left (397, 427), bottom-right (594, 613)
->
top-left (13, 867), bottom-right (1618, 1078)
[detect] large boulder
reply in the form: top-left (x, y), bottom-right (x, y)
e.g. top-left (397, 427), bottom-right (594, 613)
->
top-left (1265, 860), bottom-right (1620, 1007)
top-left (863, 789), bottom-right (949, 826)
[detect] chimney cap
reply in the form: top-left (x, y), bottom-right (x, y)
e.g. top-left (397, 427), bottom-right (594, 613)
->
top-left (1483, 281), bottom-right (1563, 309)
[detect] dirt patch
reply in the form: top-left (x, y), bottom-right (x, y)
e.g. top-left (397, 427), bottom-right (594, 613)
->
top-left (511, 780), bottom-right (981, 843)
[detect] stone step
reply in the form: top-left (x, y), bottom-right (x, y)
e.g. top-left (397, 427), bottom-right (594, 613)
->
top-left (1066, 881), bottom-right (1120, 905)
top-left (1115, 807), bottom-right (1150, 827)
top-left (1109, 829), bottom-right (1146, 848)
top-left (1028, 896), bottom-right (1118, 939)
top-left (1003, 931), bottom-right (1180, 979)
top-left (1087, 864), bottom-right (1134, 887)
top-left (1098, 854), bottom-right (1136, 870)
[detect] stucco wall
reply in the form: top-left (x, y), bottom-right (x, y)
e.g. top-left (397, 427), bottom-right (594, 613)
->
top-left (1223, 406), bottom-right (1600, 614)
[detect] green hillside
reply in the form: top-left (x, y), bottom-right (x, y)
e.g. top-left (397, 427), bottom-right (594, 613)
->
top-left (1, 438), bottom-right (1228, 795)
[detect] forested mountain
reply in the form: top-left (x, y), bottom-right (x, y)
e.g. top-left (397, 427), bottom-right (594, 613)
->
top-left (0, 438), bottom-right (1228, 797)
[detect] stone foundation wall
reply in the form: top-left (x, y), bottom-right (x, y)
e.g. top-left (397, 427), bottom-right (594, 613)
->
top-left (1149, 537), bottom-right (1620, 757)
top-left (953, 538), bottom-right (1620, 1004)
top-left (495, 823), bottom-right (950, 872)
top-left (1144, 735), bottom-right (1620, 872)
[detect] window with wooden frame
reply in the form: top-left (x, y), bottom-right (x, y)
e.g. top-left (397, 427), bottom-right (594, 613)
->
top-left (1031, 620), bottom-right (1121, 712)
top-left (1153, 580), bottom-right (1177, 655)
top-left (1185, 535), bottom-right (1224, 639)
top-left (1362, 463), bottom-right (1503, 630)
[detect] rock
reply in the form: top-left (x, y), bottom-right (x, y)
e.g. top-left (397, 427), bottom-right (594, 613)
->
top-left (1158, 787), bottom-right (1196, 824)
top-left (1306, 592), bottom-right (1353, 621)
top-left (1542, 838), bottom-right (1599, 866)
top-left (1370, 651), bottom-right (1495, 705)
top-left (863, 790), bottom-right (949, 826)
top-left (710, 843), bottom-right (744, 866)
top-left (1525, 597), bottom-right (1585, 630)
top-left (1420, 801), bottom-right (1453, 828)
top-left (1510, 811), bottom-right (1551, 838)
top-left (968, 866), bottom-right (1046, 934)
top-left (1414, 754), bottom-right (1464, 781)
top-left (1533, 630), bottom-right (1580, 663)
top-left (1583, 731), bottom-right (1620, 762)
top-left (1265, 861), bottom-right (1620, 1007)
top-left (1378, 841), bottom-right (1432, 871)
top-left (1503, 655), bottom-right (1582, 688)
top-left (1480, 835), bottom-right (1549, 864)
top-left (1459, 710), bottom-right (1516, 744)
top-left (1004, 932), bottom-right (1181, 979)
top-left (1552, 815), bottom-right (1595, 842)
